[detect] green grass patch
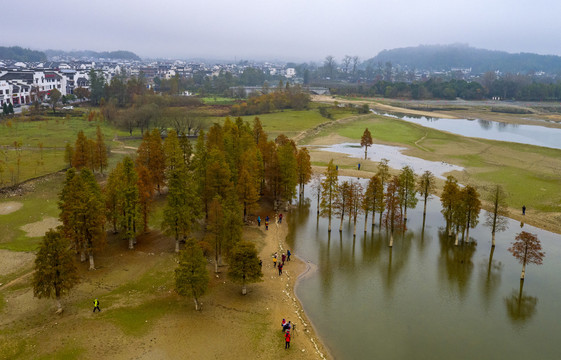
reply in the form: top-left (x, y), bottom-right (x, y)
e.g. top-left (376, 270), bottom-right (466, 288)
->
top-left (104, 257), bottom-right (175, 300)
top-left (0, 174), bottom-right (63, 251)
top-left (102, 298), bottom-right (177, 336)
top-left (476, 167), bottom-right (561, 212)
top-left (148, 196), bottom-right (166, 231)
top-left (202, 96), bottom-right (236, 105)
top-left (0, 115), bottom-right (129, 184)
top-left (35, 343), bottom-right (85, 360)
top-left (237, 109), bottom-right (329, 138)
top-left (0, 332), bottom-right (27, 359)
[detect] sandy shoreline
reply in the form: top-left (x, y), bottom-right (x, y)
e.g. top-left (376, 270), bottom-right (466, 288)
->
top-left (259, 217), bottom-right (332, 359)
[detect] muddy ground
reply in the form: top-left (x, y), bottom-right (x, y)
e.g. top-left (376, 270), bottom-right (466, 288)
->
top-left (0, 207), bottom-right (329, 360)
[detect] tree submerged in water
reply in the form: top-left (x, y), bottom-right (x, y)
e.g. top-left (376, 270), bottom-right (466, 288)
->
top-left (508, 231), bottom-right (545, 280)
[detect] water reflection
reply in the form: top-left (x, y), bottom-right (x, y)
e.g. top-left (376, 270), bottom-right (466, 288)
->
top-left (319, 143), bottom-right (463, 179)
top-left (505, 280), bottom-right (538, 325)
top-left (438, 229), bottom-right (477, 299)
top-left (373, 111), bottom-right (561, 150)
top-left (478, 119), bottom-right (492, 130)
top-left (479, 247), bottom-right (503, 311)
top-left (289, 182), bottom-right (560, 360)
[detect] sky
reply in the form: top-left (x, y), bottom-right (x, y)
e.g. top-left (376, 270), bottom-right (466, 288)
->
top-left (5, 0), bottom-right (561, 63)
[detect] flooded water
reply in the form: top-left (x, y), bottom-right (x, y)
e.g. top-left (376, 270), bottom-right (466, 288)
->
top-left (318, 143), bottom-right (463, 179)
top-left (374, 111), bottom-right (561, 150)
top-left (287, 180), bottom-right (561, 360)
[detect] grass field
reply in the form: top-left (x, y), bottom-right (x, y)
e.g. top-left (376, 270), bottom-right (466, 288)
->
top-left (238, 107), bottom-right (356, 139)
top-left (0, 115), bottom-right (130, 186)
top-left (307, 113), bottom-right (561, 215)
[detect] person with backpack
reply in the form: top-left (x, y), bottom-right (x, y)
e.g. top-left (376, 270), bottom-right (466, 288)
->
top-left (285, 330), bottom-right (291, 349)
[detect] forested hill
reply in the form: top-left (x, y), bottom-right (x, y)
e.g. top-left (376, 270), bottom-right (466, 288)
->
top-left (45, 49), bottom-right (141, 61)
top-left (364, 44), bottom-right (561, 74)
top-left (0, 46), bottom-right (47, 62)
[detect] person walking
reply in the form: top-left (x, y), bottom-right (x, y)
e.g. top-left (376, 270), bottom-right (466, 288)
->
top-left (281, 253), bottom-right (286, 264)
top-left (522, 205), bottom-right (526, 215)
top-left (285, 330), bottom-right (291, 349)
top-left (273, 255), bottom-right (277, 268)
top-left (287, 249), bottom-right (291, 261)
top-left (278, 262), bottom-right (283, 276)
top-left (265, 220), bottom-right (269, 230)
top-left (279, 213), bottom-right (283, 224)
top-left (93, 298), bottom-right (101, 312)
top-left (257, 216), bottom-right (261, 226)
top-left (266, 215), bottom-right (270, 223)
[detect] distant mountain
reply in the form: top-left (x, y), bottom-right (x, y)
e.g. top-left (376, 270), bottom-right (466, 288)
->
top-left (45, 49), bottom-right (141, 61)
top-left (0, 46), bottom-right (47, 62)
top-left (364, 44), bottom-right (561, 74)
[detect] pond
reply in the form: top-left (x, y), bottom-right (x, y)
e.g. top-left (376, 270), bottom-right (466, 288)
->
top-left (287, 180), bottom-right (560, 360)
top-left (318, 143), bottom-right (463, 179)
top-left (373, 111), bottom-right (561, 150)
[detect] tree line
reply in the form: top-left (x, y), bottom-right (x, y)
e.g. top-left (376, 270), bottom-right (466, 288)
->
top-left (230, 81), bottom-right (311, 116)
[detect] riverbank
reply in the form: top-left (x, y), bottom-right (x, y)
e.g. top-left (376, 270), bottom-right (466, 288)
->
top-left (0, 207), bottom-right (331, 359)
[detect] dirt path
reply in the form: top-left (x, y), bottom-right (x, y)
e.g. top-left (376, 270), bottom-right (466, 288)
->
top-left (258, 217), bottom-right (330, 359)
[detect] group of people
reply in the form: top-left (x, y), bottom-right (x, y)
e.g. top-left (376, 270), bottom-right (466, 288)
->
top-left (257, 213), bottom-right (284, 229)
top-left (281, 318), bottom-right (294, 349)
top-left (272, 249), bottom-right (291, 275)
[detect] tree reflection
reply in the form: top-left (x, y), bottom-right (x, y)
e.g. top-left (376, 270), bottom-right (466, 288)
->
top-left (379, 230), bottom-right (414, 294)
top-left (438, 229), bottom-right (477, 299)
top-left (478, 119), bottom-right (492, 130)
top-left (505, 280), bottom-right (538, 324)
top-left (479, 246), bottom-right (503, 310)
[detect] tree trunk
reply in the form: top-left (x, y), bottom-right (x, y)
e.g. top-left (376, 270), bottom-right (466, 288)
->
top-left (521, 261), bottom-right (526, 280)
top-left (175, 239), bottom-right (180, 253)
top-left (242, 282), bottom-right (247, 295)
top-left (55, 297), bottom-right (63, 314)
top-left (423, 196), bottom-right (428, 217)
top-left (389, 232), bottom-right (394, 247)
top-left (364, 213), bottom-right (368, 233)
top-left (89, 253), bottom-right (95, 270)
top-left (339, 214), bottom-right (344, 232)
top-left (454, 232), bottom-right (459, 246)
top-left (194, 297), bottom-right (201, 311)
top-left (379, 211), bottom-right (383, 230)
top-left (353, 218), bottom-right (357, 236)
top-left (328, 216), bottom-right (332, 232)
top-left (491, 232), bottom-right (496, 247)
top-left (465, 227), bottom-right (470, 244)
top-left (129, 236), bottom-right (134, 250)
top-left (80, 249), bottom-right (86, 262)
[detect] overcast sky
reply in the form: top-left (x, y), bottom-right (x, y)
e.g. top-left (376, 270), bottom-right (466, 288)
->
top-left (5, 0), bottom-right (561, 63)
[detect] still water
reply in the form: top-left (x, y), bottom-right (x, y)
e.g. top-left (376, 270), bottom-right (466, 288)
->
top-left (318, 143), bottom-right (463, 179)
top-left (374, 111), bottom-right (561, 150)
top-left (287, 182), bottom-right (560, 360)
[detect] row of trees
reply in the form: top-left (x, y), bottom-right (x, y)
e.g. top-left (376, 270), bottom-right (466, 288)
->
top-left (317, 150), bottom-right (543, 280)
top-left (230, 83), bottom-right (311, 116)
top-left (64, 126), bottom-right (108, 173)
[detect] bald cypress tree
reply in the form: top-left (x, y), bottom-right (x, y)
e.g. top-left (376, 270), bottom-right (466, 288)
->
top-left (72, 130), bottom-right (90, 170)
top-left (95, 125), bottom-right (108, 173)
top-left (320, 160), bottom-right (339, 232)
top-left (228, 241), bottom-right (263, 295)
top-left (175, 238), bottom-right (209, 311)
top-left (121, 157), bottom-right (141, 249)
top-left (32, 229), bottom-right (79, 313)
top-left (361, 128), bottom-right (373, 159)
